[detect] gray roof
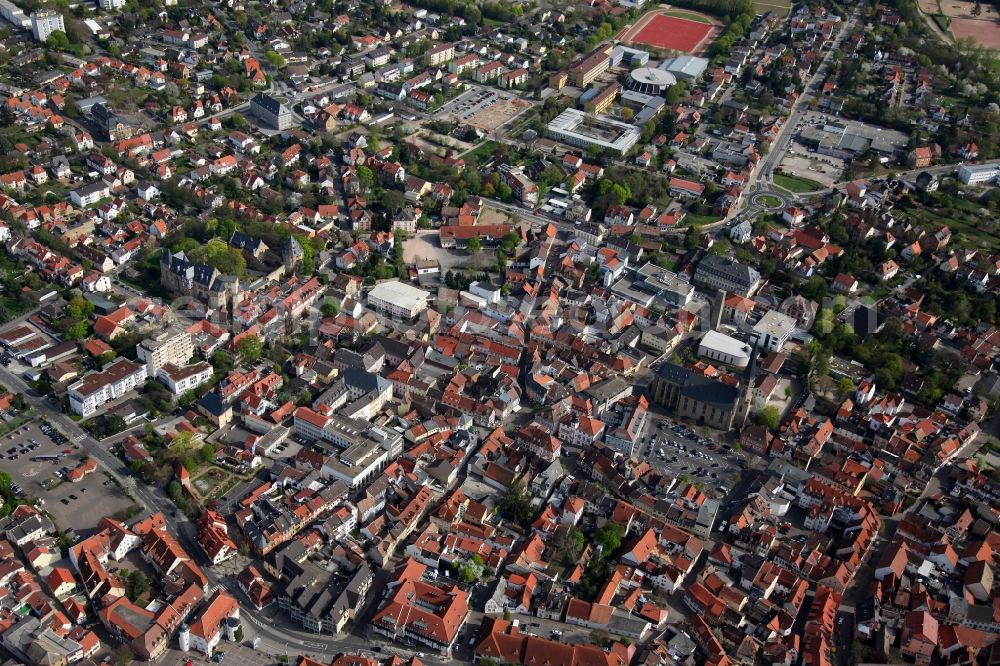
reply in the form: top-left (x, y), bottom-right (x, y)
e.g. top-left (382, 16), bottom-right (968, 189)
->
top-left (656, 362), bottom-right (692, 386)
top-left (251, 92), bottom-right (290, 116)
top-left (695, 254), bottom-right (761, 289)
top-left (680, 374), bottom-right (739, 408)
top-left (230, 231), bottom-right (267, 255)
top-left (282, 235), bottom-right (304, 258)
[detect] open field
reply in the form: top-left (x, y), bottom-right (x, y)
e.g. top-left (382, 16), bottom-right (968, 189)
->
top-left (620, 9), bottom-right (721, 54)
top-left (749, 0), bottom-right (792, 16)
top-left (774, 172), bottom-right (826, 193)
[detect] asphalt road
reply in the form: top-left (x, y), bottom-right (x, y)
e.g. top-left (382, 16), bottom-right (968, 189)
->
top-left (751, 3), bottom-right (864, 193)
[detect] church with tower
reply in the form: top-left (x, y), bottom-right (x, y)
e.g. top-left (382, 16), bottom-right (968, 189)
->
top-left (649, 350), bottom-right (756, 431)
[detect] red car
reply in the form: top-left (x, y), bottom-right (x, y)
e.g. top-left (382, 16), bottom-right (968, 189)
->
top-left (62, 449), bottom-right (72, 455)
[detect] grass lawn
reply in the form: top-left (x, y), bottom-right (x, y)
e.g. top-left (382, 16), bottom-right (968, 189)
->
top-left (662, 9), bottom-right (713, 22)
top-left (773, 173), bottom-right (823, 193)
top-left (757, 194), bottom-right (783, 208)
top-left (463, 140), bottom-right (501, 161)
top-left (685, 213), bottom-right (721, 226)
top-left (753, 0), bottom-right (792, 16)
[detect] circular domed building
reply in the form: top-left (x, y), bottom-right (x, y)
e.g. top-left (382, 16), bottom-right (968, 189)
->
top-left (626, 67), bottom-right (676, 96)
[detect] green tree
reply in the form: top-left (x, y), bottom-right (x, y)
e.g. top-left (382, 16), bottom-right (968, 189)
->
top-left (321, 299), bottom-right (340, 316)
top-left (112, 646), bottom-right (135, 666)
top-left (66, 296), bottom-right (95, 321)
top-left (595, 521), bottom-right (625, 555)
top-left (467, 237), bottom-right (482, 254)
top-left (65, 320), bottom-right (88, 341)
top-left (238, 335), bottom-right (264, 365)
top-left (357, 166), bottom-right (375, 190)
top-left (501, 231), bottom-right (521, 252)
top-left (551, 524), bottom-right (584, 564)
top-left (459, 565), bottom-right (477, 584)
top-left (754, 405), bottom-right (781, 431)
top-left (500, 480), bottom-right (533, 523)
top-left (187, 239), bottom-right (246, 277)
top-left (382, 189), bottom-right (406, 212)
top-left (590, 629), bottom-right (610, 646)
top-left (263, 50), bottom-right (286, 67)
top-left (0, 471), bottom-right (11, 492)
top-left (47, 30), bottom-right (70, 50)
top-left (126, 570), bottom-right (149, 601)
top-left (199, 443), bottom-right (218, 464)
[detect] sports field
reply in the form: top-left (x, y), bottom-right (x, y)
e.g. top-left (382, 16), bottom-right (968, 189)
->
top-left (950, 17), bottom-right (1000, 47)
top-left (627, 13), bottom-right (718, 53)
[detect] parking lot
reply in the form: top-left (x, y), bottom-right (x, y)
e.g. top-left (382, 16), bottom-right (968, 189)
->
top-left (2, 419), bottom-right (135, 536)
top-left (637, 416), bottom-right (747, 498)
top-left (436, 85), bottom-right (533, 132)
top-left (778, 140), bottom-right (844, 188)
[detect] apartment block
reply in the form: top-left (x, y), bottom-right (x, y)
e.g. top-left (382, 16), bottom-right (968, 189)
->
top-left (68, 358), bottom-right (147, 416)
top-left (136, 326), bottom-right (194, 378)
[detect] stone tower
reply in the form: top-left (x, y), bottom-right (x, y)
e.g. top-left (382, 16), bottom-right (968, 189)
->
top-left (737, 342), bottom-right (759, 429)
top-left (282, 236), bottom-right (304, 272)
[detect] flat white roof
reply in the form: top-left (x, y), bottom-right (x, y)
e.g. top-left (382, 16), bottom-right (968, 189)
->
top-left (368, 280), bottom-right (431, 311)
top-left (547, 108), bottom-right (641, 155)
top-left (753, 309), bottom-right (797, 337)
top-left (699, 330), bottom-right (752, 360)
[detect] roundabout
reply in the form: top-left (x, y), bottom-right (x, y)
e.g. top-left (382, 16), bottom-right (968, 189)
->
top-left (750, 190), bottom-right (789, 211)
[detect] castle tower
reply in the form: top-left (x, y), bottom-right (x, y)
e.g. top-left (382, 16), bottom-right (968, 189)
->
top-left (224, 617), bottom-right (240, 642)
top-left (178, 623), bottom-right (190, 652)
